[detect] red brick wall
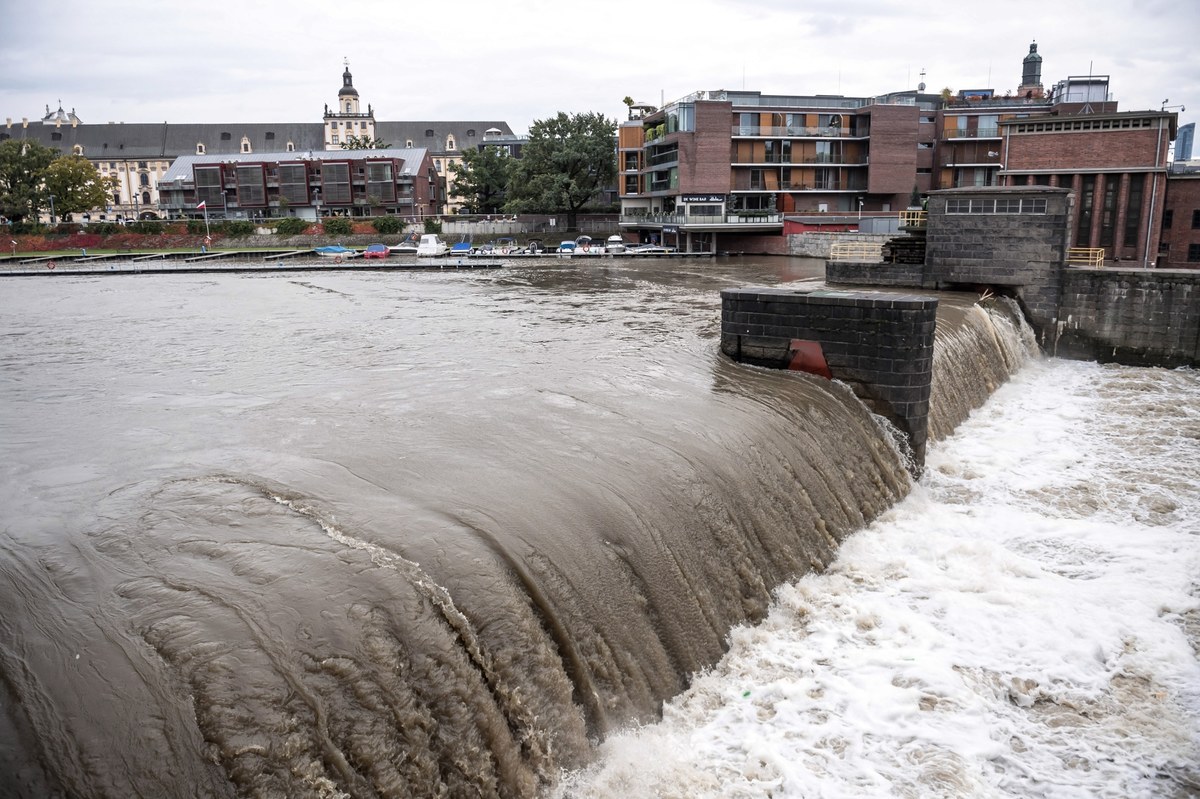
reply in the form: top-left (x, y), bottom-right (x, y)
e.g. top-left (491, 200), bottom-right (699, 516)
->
top-left (862, 104), bottom-right (920, 197)
top-left (676, 101), bottom-right (733, 193)
top-left (1007, 127), bottom-right (1167, 171)
top-left (1161, 174), bottom-right (1200, 268)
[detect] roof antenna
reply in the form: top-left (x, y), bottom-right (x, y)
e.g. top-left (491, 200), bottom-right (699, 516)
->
top-left (1082, 61), bottom-right (1094, 114)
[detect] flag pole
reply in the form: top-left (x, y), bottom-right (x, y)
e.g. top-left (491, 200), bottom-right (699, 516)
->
top-left (203, 203), bottom-right (209, 238)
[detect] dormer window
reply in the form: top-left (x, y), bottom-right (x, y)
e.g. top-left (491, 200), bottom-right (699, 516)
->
top-left (446, 137), bottom-right (456, 150)
top-left (467, 129), bottom-right (476, 137)
top-left (72, 144), bottom-right (83, 155)
top-left (286, 141), bottom-right (295, 152)
top-left (196, 143), bottom-right (206, 154)
top-left (405, 139), bottom-right (413, 148)
top-left (240, 136), bottom-right (252, 154)
top-left (221, 132), bottom-right (232, 141)
top-left (425, 129), bottom-right (434, 137)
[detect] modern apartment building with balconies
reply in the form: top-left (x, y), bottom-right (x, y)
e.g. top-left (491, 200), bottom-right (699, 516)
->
top-left (619, 41), bottom-right (1180, 260)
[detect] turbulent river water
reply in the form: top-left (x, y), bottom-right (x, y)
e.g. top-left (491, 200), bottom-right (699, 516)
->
top-left (1, 257), bottom-right (1196, 799)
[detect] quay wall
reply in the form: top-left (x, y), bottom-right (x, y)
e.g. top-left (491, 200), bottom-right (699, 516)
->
top-left (1056, 267), bottom-right (1200, 368)
top-left (786, 232), bottom-right (892, 259)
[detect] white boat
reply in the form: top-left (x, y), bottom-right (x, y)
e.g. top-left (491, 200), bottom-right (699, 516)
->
top-left (389, 232), bottom-right (420, 255)
top-left (416, 234), bottom-right (448, 257)
top-left (605, 235), bottom-right (626, 254)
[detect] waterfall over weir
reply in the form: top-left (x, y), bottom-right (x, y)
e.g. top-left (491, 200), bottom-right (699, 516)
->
top-left (0, 266), bottom-right (1036, 798)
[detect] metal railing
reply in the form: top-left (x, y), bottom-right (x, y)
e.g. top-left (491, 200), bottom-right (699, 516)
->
top-left (1067, 247), bottom-right (1105, 266)
top-left (619, 212), bottom-right (782, 226)
top-left (829, 242), bottom-right (883, 261)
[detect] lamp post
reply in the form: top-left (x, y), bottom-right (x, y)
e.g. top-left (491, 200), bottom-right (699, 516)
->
top-left (312, 189), bottom-right (321, 220)
top-left (10, 240), bottom-right (15, 257)
top-left (857, 196), bottom-right (863, 220)
top-left (222, 189), bottom-right (228, 219)
top-left (48, 194), bottom-right (56, 226)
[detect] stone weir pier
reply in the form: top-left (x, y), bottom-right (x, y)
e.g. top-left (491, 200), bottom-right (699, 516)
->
top-left (720, 288), bottom-right (937, 470)
top-left (723, 185), bottom-right (1200, 471)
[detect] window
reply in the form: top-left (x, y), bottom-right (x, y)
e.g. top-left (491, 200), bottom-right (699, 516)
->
top-left (446, 137), bottom-right (455, 150)
top-left (1193, 209), bottom-right (1200, 229)
top-left (266, 132), bottom-right (275, 140)
top-left (278, 164), bottom-right (309, 205)
top-left (1189, 243), bottom-right (1200, 262)
top-left (286, 141), bottom-right (295, 152)
top-left (1163, 209), bottom-right (1173, 228)
top-left (434, 160), bottom-right (441, 171)
top-left (220, 132), bottom-right (231, 141)
top-left (945, 197), bottom-right (1048, 214)
top-left (331, 133), bottom-right (339, 144)
top-left (72, 145), bottom-right (83, 155)
top-left (1123, 174), bottom-right (1144, 247)
top-left (405, 139), bottom-right (413, 148)
top-left (139, 173), bottom-right (149, 187)
top-left (1077, 175), bottom-right (1096, 244)
top-left (51, 132), bottom-right (62, 141)
top-left (425, 129), bottom-right (434, 137)
top-left (466, 129), bottom-right (476, 137)
top-left (196, 143), bottom-right (205, 155)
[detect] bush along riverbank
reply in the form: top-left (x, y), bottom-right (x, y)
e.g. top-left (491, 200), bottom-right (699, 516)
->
top-left (6, 217), bottom-right (427, 255)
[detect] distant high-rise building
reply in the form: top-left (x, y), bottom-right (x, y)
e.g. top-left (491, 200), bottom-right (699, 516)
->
top-left (1176, 122), bottom-right (1195, 161)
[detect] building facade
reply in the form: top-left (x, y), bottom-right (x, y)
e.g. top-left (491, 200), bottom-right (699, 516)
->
top-left (155, 148), bottom-right (441, 221)
top-left (1160, 169), bottom-right (1200, 266)
top-left (1, 63), bottom-right (515, 220)
top-left (618, 42), bottom-right (1182, 261)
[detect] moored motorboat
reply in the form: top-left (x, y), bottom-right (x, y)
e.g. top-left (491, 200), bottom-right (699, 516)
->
top-left (416, 234), bottom-right (448, 257)
top-left (314, 245), bottom-right (359, 260)
top-left (605, 234), bottom-right (626, 254)
top-left (389, 232), bottom-right (420, 255)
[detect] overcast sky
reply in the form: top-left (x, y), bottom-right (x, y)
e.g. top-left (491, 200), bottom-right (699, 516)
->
top-left (2, 0), bottom-right (1196, 138)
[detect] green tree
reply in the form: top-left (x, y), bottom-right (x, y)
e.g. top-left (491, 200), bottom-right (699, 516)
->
top-left (504, 111), bottom-right (616, 227)
top-left (449, 145), bottom-right (512, 214)
top-left (44, 155), bottom-right (112, 218)
top-left (0, 139), bottom-right (59, 223)
top-left (342, 135), bottom-right (389, 150)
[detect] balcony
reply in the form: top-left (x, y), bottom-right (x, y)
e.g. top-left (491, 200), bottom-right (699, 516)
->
top-left (619, 211), bottom-right (782, 227)
top-left (942, 127), bottom-right (1001, 139)
top-left (732, 125), bottom-right (857, 138)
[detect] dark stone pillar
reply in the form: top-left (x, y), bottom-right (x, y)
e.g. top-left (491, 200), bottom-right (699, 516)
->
top-left (720, 287), bottom-right (937, 471)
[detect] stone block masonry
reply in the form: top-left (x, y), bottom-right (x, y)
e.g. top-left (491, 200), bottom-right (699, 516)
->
top-left (1056, 267), bottom-right (1200, 368)
top-left (721, 287), bottom-right (937, 470)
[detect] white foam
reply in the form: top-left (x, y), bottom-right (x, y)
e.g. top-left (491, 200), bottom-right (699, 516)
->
top-left (553, 358), bottom-right (1200, 798)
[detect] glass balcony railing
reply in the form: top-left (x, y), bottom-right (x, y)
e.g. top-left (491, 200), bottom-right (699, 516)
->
top-left (732, 125), bottom-right (858, 138)
top-left (942, 127), bottom-right (1001, 139)
top-left (619, 212), bottom-right (782, 225)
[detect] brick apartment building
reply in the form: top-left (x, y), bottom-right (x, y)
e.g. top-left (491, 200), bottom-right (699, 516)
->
top-left (619, 42), bottom-right (1182, 261)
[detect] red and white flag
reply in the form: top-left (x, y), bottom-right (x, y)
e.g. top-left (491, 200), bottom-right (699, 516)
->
top-left (196, 201), bottom-right (206, 210)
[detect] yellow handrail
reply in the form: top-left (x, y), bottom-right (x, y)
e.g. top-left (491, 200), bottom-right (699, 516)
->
top-left (899, 210), bottom-right (927, 229)
top-left (830, 242), bottom-right (883, 261)
top-left (1067, 247), bottom-right (1105, 266)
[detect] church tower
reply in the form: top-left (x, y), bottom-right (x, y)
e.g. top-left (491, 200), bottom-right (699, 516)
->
top-left (323, 60), bottom-right (376, 149)
top-left (1018, 41), bottom-right (1044, 99)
